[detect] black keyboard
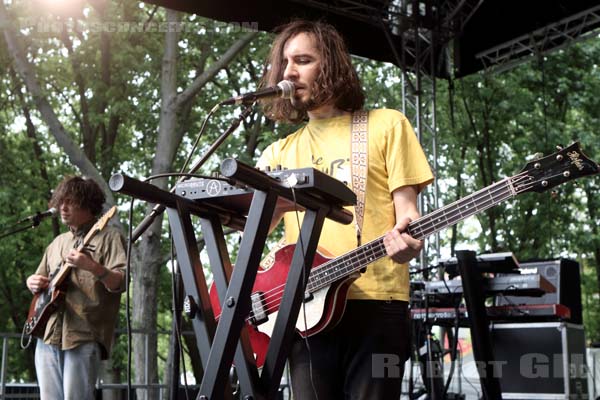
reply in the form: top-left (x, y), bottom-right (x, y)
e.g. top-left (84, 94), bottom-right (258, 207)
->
top-left (424, 274), bottom-right (555, 297)
top-left (174, 167), bottom-right (356, 210)
top-left (411, 303), bottom-right (571, 325)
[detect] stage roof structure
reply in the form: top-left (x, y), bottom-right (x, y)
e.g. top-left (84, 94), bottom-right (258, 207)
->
top-left (144, 0), bottom-right (600, 78)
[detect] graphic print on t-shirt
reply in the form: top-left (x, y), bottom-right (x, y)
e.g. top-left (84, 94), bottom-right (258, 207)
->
top-left (311, 155), bottom-right (351, 186)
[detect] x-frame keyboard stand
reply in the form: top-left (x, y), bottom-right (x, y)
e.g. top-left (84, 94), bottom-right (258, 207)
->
top-left (110, 159), bottom-right (355, 400)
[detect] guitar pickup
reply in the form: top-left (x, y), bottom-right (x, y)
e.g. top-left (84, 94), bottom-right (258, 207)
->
top-left (249, 292), bottom-right (268, 325)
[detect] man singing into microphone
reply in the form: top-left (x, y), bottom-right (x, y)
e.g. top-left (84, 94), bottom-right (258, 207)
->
top-left (26, 176), bottom-right (126, 400)
top-left (257, 20), bottom-right (433, 399)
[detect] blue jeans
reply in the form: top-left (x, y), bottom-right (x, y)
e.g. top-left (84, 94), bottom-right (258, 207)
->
top-left (289, 300), bottom-right (410, 400)
top-left (35, 340), bottom-right (100, 400)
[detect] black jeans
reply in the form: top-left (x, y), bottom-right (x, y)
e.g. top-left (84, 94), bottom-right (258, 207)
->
top-left (289, 300), bottom-right (410, 400)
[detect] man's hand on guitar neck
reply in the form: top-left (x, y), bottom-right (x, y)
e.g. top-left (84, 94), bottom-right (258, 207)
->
top-left (384, 185), bottom-right (423, 265)
top-left (383, 216), bottom-right (423, 264)
top-left (26, 274), bottom-right (49, 294)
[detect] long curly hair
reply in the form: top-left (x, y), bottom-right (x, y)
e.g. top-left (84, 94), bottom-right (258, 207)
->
top-left (261, 20), bottom-right (365, 123)
top-left (49, 176), bottom-right (106, 217)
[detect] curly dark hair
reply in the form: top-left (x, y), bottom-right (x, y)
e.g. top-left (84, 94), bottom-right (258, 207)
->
top-left (49, 176), bottom-right (106, 217)
top-left (261, 20), bottom-right (365, 123)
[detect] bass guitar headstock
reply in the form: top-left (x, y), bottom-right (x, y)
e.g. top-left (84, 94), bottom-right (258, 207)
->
top-left (513, 142), bottom-right (599, 194)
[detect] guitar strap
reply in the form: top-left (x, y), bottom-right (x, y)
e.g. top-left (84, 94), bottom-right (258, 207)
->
top-left (351, 110), bottom-right (368, 246)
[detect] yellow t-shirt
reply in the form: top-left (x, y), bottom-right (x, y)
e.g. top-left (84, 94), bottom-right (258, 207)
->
top-left (258, 109), bottom-right (433, 301)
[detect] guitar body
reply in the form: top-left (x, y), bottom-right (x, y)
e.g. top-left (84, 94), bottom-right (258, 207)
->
top-left (24, 283), bottom-right (66, 337)
top-left (24, 260), bottom-right (74, 337)
top-left (209, 244), bottom-right (360, 367)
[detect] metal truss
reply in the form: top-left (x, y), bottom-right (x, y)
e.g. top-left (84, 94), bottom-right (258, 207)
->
top-left (440, 0), bottom-right (484, 35)
top-left (401, 69), bottom-right (441, 265)
top-left (292, 0), bottom-right (482, 65)
top-left (476, 4), bottom-right (600, 74)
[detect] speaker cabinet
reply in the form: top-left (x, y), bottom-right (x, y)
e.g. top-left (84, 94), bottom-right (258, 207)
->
top-left (496, 259), bottom-right (582, 324)
top-left (491, 322), bottom-right (589, 399)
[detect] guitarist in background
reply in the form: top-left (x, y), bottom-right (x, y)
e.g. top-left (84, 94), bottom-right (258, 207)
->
top-left (257, 20), bottom-right (434, 399)
top-left (25, 176), bottom-right (126, 400)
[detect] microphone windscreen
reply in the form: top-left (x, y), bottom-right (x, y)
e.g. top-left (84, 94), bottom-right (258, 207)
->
top-left (277, 80), bottom-right (295, 100)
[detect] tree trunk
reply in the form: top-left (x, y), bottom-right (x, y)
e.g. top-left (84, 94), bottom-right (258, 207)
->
top-left (174, 31), bottom-right (258, 111)
top-left (132, 14), bottom-right (259, 398)
top-left (132, 8), bottom-right (182, 399)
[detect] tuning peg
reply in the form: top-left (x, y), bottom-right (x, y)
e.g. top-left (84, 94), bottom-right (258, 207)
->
top-left (556, 145), bottom-right (564, 151)
top-left (550, 190), bottom-right (559, 199)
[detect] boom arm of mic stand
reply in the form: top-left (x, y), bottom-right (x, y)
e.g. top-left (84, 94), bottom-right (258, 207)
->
top-left (0, 212), bottom-right (54, 239)
top-left (129, 105), bottom-right (253, 242)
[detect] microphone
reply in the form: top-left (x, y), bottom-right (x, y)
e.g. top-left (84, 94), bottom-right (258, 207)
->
top-left (19, 208), bottom-right (57, 224)
top-left (220, 80), bottom-right (295, 105)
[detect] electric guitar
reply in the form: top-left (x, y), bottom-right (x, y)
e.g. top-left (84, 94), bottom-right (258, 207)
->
top-left (209, 142), bottom-right (599, 367)
top-left (23, 206), bottom-right (118, 338)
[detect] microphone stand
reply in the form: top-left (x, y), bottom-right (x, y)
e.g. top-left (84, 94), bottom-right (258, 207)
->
top-left (0, 213), bottom-right (53, 239)
top-left (130, 105), bottom-right (253, 242)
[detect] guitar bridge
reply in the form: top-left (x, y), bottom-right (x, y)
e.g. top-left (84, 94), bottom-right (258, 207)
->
top-left (249, 292), bottom-right (268, 325)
